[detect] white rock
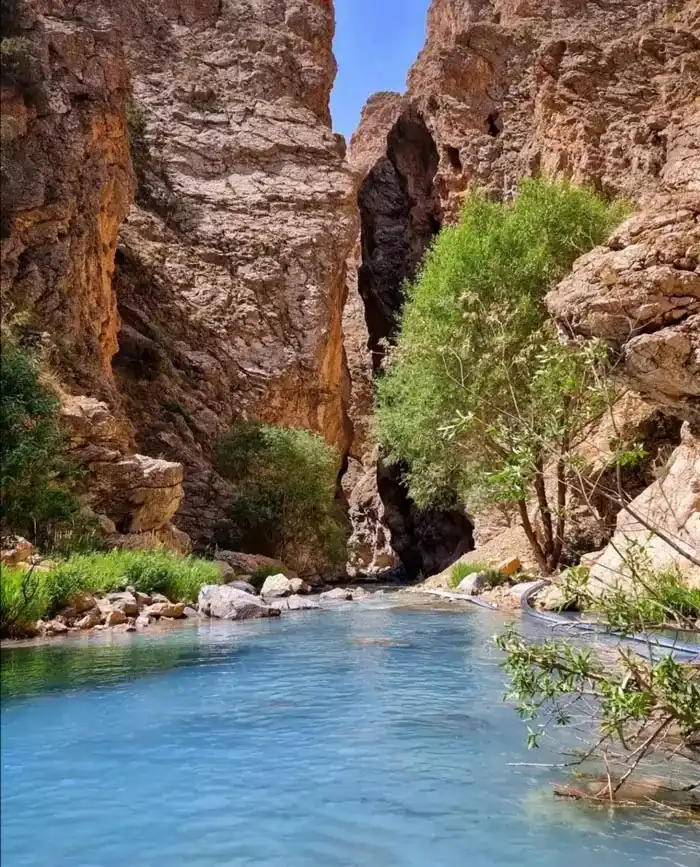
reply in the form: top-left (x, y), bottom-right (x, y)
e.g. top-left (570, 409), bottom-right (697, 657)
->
top-left (261, 574), bottom-right (292, 598)
top-left (198, 585), bottom-right (278, 620)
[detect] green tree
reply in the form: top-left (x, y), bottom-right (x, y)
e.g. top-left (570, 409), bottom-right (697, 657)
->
top-left (377, 179), bottom-right (627, 573)
top-left (216, 422), bottom-right (346, 571)
top-left (0, 341), bottom-right (80, 542)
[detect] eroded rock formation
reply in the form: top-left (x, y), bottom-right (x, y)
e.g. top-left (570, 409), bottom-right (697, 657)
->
top-left (1, 0), bottom-right (358, 564)
top-left (343, 93), bottom-right (473, 578)
top-left (343, 0), bottom-right (699, 578)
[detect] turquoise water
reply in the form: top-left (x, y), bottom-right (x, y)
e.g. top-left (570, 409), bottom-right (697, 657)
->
top-left (2, 603), bottom-right (699, 867)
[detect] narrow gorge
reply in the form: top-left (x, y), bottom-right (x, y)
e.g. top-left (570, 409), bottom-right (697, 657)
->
top-left (2, 0), bottom-right (699, 579)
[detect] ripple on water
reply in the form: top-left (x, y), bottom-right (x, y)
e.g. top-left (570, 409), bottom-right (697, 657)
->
top-left (2, 607), bottom-right (699, 867)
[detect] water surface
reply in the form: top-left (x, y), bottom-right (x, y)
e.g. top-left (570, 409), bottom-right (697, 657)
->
top-left (2, 603), bottom-right (699, 866)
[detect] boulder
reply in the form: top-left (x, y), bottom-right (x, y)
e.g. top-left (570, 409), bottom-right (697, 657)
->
top-left (134, 591), bottom-right (153, 607)
top-left (151, 593), bottom-right (170, 604)
top-left (589, 424), bottom-right (700, 594)
top-left (105, 609), bottom-right (127, 626)
top-left (288, 595), bottom-right (320, 611)
top-left (135, 614), bottom-right (151, 629)
top-left (269, 595), bottom-right (321, 613)
top-left (146, 601), bottom-right (185, 619)
top-left (183, 606), bottom-right (199, 618)
top-left (76, 611), bottom-right (100, 629)
top-left (228, 580), bottom-right (257, 596)
top-left (456, 573), bottom-right (488, 595)
top-left (111, 597), bottom-right (140, 618)
top-left (289, 577), bottom-right (307, 594)
top-left (198, 585), bottom-right (278, 620)
top-left (67, 593), bottom-right (98, 614)
top-left (261, 574), bottom-right (292, 598)
top-left (319, 587), bottom-right (353, 602)
top-left (350, 587), bottom-right (369, 600)
top-left (0, 537), bottom-right (34, 567)
top-left (43, 619), bottom-right (69, 635)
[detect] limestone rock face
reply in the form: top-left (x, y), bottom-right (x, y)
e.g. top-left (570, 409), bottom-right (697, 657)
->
top-left (0, 1), bottom-right (133, 397)
top-left (547, 195), bottom-right (700, 424)
top-left (106, 0), bottom-right (358, 542)
top-left (589, 424), bottom-right (700, 589)
top-left (1, 1), bottom-right (357, 556)
top-left (345, 0), bottom-right (699, 575)
top-left (60, 396), bottom-right (186, 542)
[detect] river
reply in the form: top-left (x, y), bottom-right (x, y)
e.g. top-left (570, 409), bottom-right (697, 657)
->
top-left (2, 600), bottom-right (699, 866)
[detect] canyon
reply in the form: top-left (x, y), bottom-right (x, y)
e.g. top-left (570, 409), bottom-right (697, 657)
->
top-left (1, 0), bottom-right (698, 579)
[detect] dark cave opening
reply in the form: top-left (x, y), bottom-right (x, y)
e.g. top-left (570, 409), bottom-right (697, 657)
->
top-left (486, 112), bottom-right (503, 137)
top-left (354, 107), bottom-right (474, 578)
top-left (444, 145), bottom-right (463, 172)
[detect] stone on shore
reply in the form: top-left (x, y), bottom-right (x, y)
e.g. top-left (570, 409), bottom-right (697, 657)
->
top-left (261, 574), bottom-right (293, 598)
top-left (270, 595), bottom-right (321, 612)
top-left (76, 611), bottom-right (101, 629)
top-left (456, 573), bottom-right (487, 595)
top-left (67, 593), bottom-right (98, 614)
top-left (198, 585), bottom-right (279, 620)
top-left (319, 587), bottom-right (353, 602)
top-left (0, 537), bottom-right (34, 567)
top-left (104, 610), bottom-right (127, 627)
top-left (146, 601), bottom-right (185, 619)
top-left (228, 580), bottom-right (257, 596)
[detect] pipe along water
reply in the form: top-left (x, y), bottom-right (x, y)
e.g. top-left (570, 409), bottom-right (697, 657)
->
top-left (520, 581), bottom-right (700, 662)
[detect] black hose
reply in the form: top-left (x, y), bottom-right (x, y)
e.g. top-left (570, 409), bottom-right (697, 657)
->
top-left (519, 581), bottom-right (700, 662)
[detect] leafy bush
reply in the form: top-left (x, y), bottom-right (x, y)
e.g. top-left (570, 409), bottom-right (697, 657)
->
top-left (449, 560), bottom-right (489, 588)
top-left (377, 179), bottom-right (627, 573)
top-left (216, 421), bottom-right (346, 570)
top-left (561, 551), bottom-right (700, 630)
top-left (497, 567), bottom-right (700, 802)
top-left (0, 341), bottom-right (81, 544)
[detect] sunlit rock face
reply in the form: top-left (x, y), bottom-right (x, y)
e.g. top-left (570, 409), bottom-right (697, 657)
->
top-left (1, 1), bottom-right (358, 555)
top-left (343, 0), bottom-right (699, 576)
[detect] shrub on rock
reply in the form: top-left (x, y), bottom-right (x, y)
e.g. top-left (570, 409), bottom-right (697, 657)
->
top-left (216, 422), bottom-right (347, 572)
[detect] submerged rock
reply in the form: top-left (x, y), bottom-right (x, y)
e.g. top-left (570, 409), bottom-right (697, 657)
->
top-left (319, 588), bottom-right (353, 603)
top-left (198, 585), bottom-right (278, 620)
top-left (270, 595), bottom-right (321, 613)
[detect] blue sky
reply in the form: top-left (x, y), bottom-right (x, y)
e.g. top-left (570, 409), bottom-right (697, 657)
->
top-left (331, 0), bottom-right (431, 139)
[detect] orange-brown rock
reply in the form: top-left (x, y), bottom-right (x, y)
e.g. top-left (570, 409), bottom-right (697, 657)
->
top-left (1, 1), bottom-right (358, 561)
top-left (345, 0), bottom-right (699, 577)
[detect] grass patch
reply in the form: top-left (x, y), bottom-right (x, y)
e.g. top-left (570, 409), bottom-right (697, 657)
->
top-left (449, 560), bottom-right (489, 589)
top-left (0, 550), bottom-right (222, 637)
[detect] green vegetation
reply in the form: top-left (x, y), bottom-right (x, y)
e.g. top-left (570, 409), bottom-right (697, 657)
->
top-left (497, 552), bottom-right (700, 803)
top-left (449, 561), bottom-right (488, 589)
top-left (377, 179), bottom-right (627, 574)
top-left (126, 101), bottom-right (151, 196)
top-left (560, 549), bottom-right (700, 630)
top-left (0, 550), bottom-right (221, 637)
top-left (0, 341), bottom-right (82, 546)
top-left (216, 421), bottom-right (346, 570)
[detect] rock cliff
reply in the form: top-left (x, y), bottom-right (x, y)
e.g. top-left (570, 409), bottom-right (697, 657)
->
top-left (1, 0), bottom-right (357, 559)
top-left (343, 0), bottom-right (699, 577)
